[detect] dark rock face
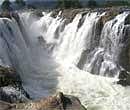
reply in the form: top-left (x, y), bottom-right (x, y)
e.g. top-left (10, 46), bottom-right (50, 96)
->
top-left (51, 9), bottom-right (87, 25)
top-left (0, 11), bottom-right (20, 21)
top-left (32, 10), bottom-right (43, 18)
top-left (0, 11), bottom-right (12, 19)
top-left (0, 65), bottom-right (29, 103)
top-left (117, 70), bottom-right (130, 86)
top-left (118, 20), bottom-right (130, 73)
top-left (125, 14), bottom-right (130, 25)
top-left (100, 9), bottom-right (119, 25)
top-left (0, 92), bottom-right (86, 110)
top-left (51, 8), bottom-right (121, 25)
top-left (0, 101), bottom-right (12, 110)
top-left (0, 66), bottom-right (21, 87)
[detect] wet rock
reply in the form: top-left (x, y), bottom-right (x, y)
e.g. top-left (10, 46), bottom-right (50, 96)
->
top-left (117, 70), bottom-right (130, 86)
top-left (125, 14), bottom-right (130, 25)
top-left (118, 70), bottom-right (129, 79)
top-left (0, 65), bottom-right (29, 103)
top-left (51, 8), bottom-right (121, 28)
top-left (51, 9), bottom-right (86, 25)
top-left (118, 26), bottom-right (130, 72)
top-left (0, 86), bottom-right (29, 103)
top-left (0, 66), bottom-right (21, 87)
top-left (0, 92), bottom-right (86, 110)
top-left (51, 9), bottom-right (61, 18)
top-left (11, 12), bottom-right (20, 21)
top-left (0, 11), bottom-right (12, 19)
top-left (0, 101), bottom-right (12, 110)
top-left (100, 9), bottom-right (119, 25)
top-left (0, 11), bottom-right (20, 21)
top-left (33, 10), bottom-right (44, 17)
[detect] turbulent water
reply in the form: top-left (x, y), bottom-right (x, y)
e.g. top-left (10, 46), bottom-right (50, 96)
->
top-left (0, 10), bottom-right (130, 110)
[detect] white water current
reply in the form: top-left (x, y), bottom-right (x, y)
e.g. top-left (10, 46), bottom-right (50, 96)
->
top-left (0, 10), bottom-right (130, 110)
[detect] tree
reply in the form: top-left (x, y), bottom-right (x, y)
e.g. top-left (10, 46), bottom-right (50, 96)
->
top-left (104, 0), bottom-right (129, 7)
top-left (57, 0), bottom-right (64, 8)
top-left (57, 0), bottom-right (82, 9)
top-left (1, 0), bottom-right (11, 11)
top-left (87, 0), bottom-right (97, 8)
top-left (15, 0), bottom-right (25, 7)
top-left (71, 0), bottom-right (82, 8)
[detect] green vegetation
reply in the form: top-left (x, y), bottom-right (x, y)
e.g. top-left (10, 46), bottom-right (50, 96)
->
top-left (1, 0), bottom-right (11, 11)
top-left (1, 0), bottom-right (130, 10)
top-left (104, 0), bottom-right (129, 7)
top-left (87, 0), bottom-right (97, 8)
top-left (15, 0), bottom-right (26, 7)
top-left (56, 0), bottom-right (129, 8)
top-left (57, 0), bottom-right (82, 9)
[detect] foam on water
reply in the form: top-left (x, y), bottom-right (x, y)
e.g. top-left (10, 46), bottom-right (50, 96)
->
top-left (0, 10), bottom-right (130, 110)
top-left (56, 65), bottom-right (130, 110)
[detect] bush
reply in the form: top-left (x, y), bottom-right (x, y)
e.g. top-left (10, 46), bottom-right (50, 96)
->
top-left (105, 1), bottom-right (129, 7)
top-left (15, 0), bottom-right (26, 7)
top-left (87, 0), bottom-right (97, 8)
top-left (57, 0), bottom-right (82, 9)
top-left (1, 0), bottom-right (11, 11)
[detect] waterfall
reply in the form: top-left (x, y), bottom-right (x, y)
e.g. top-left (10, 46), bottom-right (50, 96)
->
top-left (37, 11), bottom-right (130, 77)
top-left (0, 13), bottom-right (59, 98)
top-left (0, 10), bottom-right (130, 109)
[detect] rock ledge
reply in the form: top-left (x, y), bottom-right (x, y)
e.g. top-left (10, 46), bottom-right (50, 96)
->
top-left (0, 92), bottom-right (86, 110)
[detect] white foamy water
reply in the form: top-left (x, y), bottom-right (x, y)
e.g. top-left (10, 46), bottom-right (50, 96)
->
top-left (56, 65), bottom-right (130, 110)
top-left (0, 10), bottom-right (130, 110)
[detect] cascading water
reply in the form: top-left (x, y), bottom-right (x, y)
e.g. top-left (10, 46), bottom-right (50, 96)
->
top-left (0, 10), bottom-right (130, 110)
top-left (0, 13), bottom-right (59, 99)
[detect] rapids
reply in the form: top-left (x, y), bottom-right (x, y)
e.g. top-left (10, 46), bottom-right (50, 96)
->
top-left (0, 10), bottom-right (130, 110)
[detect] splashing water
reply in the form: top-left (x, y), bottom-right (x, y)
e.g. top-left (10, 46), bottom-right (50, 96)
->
top-left (0, 10), bottom-right (130, 110)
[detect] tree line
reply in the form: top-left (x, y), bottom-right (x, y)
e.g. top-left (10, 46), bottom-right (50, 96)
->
top-left (1, 0), bottom-right (98, 11)
top-left (1, 0), bottom-right (26, 11)
top-left (1, 0), bottom-right (130, 11)
top-left (57, 0), bottom-right (130, 8)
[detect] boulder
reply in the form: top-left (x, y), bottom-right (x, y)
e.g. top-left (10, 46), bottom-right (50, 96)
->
top-left (0, 92), bottom-right (86, 110)
top-left (0, 65), bottom-right (29, 103)
top-left (0, 66), bottom-right (21, 87)
top-left (0, 86), bottom-right (29, 103)
top-left (117, 70), bottom-right (130, 86)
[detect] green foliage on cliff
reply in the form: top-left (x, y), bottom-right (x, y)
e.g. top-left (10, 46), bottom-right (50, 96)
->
top-left (1, 0), bottom-right (11, 11)
top-left (57, 0), bottom-right (82, 9)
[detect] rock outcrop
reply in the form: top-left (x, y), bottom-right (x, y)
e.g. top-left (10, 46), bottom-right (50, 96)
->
top-left (0, 11), bottom-right (12, 19)
top-left (125, 14), bottom-right (130, 25)
top-left (0, 92), bottom-right (86, 110)
top-left (100, 9), bottom-right (119, 25)
top-left (117, 70), bottom-right (130, 86)
top-left (0, 65), bottom-right (29, 103)
top-left (0, 66), bottom-right (20, 87)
